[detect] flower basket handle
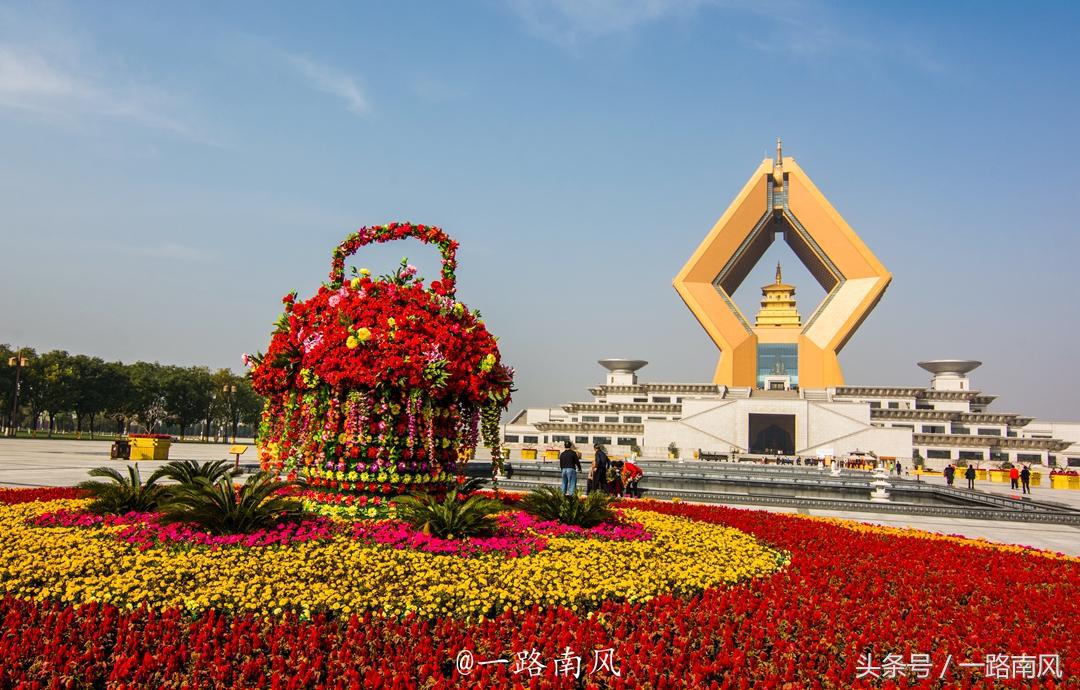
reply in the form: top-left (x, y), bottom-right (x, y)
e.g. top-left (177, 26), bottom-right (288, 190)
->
top-left (329, 222), bottom-right (458, 299)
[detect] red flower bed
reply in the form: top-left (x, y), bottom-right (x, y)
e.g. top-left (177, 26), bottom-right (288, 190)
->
top-left (0, 486), bottom-right (84, 504)
top-left (0, 490), bottom-right (1076, 688)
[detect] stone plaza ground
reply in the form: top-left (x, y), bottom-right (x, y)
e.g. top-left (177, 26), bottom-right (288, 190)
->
top-left (2, 437), bottom-right (1077, 557)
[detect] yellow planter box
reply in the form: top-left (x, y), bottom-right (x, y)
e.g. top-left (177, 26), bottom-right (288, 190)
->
top-left (543, 450), bottom-right (559, 460)
top-left (520, 449), bottom-right (537, 460)
top-left (129, 437), bottom-right (171, 461)
top-left (1049, 475), bottom-right (1079, 490)
top-left (1028, 473), bottom-right (1042, 487)
top-left (988, 470), bottom-right (1010, 483)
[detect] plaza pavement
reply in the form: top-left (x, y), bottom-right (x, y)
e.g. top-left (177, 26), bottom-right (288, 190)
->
top-left (1, 439), bottom-right (1078, 556)
top-left (0, 438), bottom-right (255, 488)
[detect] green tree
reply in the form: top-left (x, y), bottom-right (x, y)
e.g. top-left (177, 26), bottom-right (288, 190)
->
top-left (28, 351), bottom-right (76, 437)
top-left (126, 361), bottom-right (166, 433)
top-left (236, 378), bottom-right (264, 439)
top-left (0, 344), bottom-right (14, 431)
top-left (102, 362), bottom-right (136, 435)
top-left (70, 355), bottom-right (111, 439)
top-left (163, 366), bottom-right (213, 439)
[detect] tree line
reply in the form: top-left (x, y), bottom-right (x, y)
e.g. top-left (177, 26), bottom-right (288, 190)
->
top-left (1, 344), bottom-right (263, 441)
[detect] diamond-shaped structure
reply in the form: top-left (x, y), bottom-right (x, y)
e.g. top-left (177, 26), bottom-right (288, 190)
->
top-left (673, 142), bottom-right (891, 389)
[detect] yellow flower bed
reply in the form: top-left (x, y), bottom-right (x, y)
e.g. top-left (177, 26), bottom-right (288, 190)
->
top-left (0, 501), bottom-right (787, 620)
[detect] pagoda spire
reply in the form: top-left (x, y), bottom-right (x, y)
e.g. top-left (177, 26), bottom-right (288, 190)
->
top-left (755, 261), bottom-right (801, 327)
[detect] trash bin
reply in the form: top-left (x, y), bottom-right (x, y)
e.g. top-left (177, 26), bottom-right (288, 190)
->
top-left (110, 439), bottom-right (131, 460)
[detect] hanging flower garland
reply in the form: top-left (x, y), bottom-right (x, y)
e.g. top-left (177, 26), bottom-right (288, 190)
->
top-left (249, 223), bottom-right (514, 514)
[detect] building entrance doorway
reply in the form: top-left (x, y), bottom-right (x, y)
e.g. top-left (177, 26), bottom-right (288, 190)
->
top-left (749, 413), bottom-right (795, 455)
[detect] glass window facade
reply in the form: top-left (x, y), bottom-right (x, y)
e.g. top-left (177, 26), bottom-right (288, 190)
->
top-left (756, 344), bottom-right (798, 388)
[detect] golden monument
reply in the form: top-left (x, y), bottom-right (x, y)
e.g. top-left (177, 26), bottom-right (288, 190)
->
top-left (673, 140), bottom-right (891, 389)
top-left (755, 262), bottom-right (802, 327)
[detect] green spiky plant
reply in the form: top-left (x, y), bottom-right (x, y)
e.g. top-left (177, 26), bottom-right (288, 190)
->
top-left (519, 486), bottom-right (616, 528)
top-left (157, 459), bottom-right (237, 486)
top-left (392, 487), bottom-right (504, 539)
top-left (159, 472), bottom-right (301, 535)
top-left (77, 465), bottom-right (169, 515)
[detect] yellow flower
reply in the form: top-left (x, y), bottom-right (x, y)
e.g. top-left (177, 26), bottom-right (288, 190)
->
top-left (359, 268), bottom-right (371, 277)
top-left (356, 327), bottom-right (371, 343)
top-left (349, 277), bottom-right (362, 289)
top-left (346, 336), bottom-right (358, 349)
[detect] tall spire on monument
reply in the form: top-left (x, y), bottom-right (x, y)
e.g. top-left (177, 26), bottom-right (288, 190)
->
top-left (775, 261), bottom-right (782, 284)
top-left (775, 137), bottom-right (782, 167)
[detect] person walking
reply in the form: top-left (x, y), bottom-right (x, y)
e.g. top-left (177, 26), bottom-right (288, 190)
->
top-left (965, 465), bottom-right (976, 490)
top-left (894, 460), bottom-right (902, 476)
top-left (1009, 465), bottom-right (1020, 490)
top-left (592, 443), bottom-right (610, 494)
top-left (944, 464), bottom-right (955, 487)
top-left (1021, 465), bottom-right (1031, 494)
top-left (559, 441), bottom-right (582, 496)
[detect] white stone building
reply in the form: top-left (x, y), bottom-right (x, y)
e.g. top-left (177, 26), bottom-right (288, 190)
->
top-left (501, 359), bottom-right (1078, 469)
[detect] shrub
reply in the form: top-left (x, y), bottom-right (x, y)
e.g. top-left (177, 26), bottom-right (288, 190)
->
top-left (159, 472), bottom-right (301, 535)
top-left (157, 459), bottom-right (237, 486)
top-left (519, 486), bottom-right (615, 528)
top-left (392, 488), bottom-right (504, 539)
top-left (77, 465), bottom-right (168, 515)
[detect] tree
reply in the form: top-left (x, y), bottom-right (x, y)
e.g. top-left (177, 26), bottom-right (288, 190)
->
top-left (28, 351), bottom-right (76, 437)
top-left (70, 355), bottom-right (110, 439)
top-left (209, 371), bottom-right (241, 442)
top-left (126, 362), bottom-right (166, 433)
top-left (0, 344), bottom-right (14, 431)
top-left (102, 362), bottom-right (135, 436)
top-left (236, 378), bottom-right (264, 438)
top-left (163, 366), bottom-right (212, 439)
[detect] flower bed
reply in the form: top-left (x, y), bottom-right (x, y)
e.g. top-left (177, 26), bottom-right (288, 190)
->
top-left (1, 498), bottom-right (782, 619)
top-left (0, 488), bottom-right (1077, 688)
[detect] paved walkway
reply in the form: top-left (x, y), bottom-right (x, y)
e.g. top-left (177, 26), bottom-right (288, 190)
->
top-left (0, 438), bottom-right (253, 488)
top-left (909, 472), bottom-right (1080, 510)
top-left (2, 439), bottom-right (1078, 556)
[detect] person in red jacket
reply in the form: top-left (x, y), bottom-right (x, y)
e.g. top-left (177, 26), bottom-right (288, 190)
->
top-left (622, 461), bottom-right (644, 498)
top-left (1009, 465), bottom-right (1020, 490)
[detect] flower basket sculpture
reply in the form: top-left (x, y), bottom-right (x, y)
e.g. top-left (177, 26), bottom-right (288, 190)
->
top-left (249, 223), bottom-right (513, 514)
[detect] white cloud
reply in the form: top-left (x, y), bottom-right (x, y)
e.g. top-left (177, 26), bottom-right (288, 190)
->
top-left (0, 44), bottom-right (218, 145)
top-left (507, 0), bottom-right (722, 46)
top-left (286, 53), bottom-right (369, 115)
top-left (505, 0), bottom-right (947, 74)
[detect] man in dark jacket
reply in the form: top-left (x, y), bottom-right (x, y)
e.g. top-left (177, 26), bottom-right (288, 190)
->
top-left (591, 443), bottom-right (610, 494)
top-left (944, 464), bottom-right (955, 486)
top-left (559, 441), bottom-right (582, 496)
top-left (965, 465), bottom-right (976, 490)
top-left (1020, 465), bottom-right (1032, 494)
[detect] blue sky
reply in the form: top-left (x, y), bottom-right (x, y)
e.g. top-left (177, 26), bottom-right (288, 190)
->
top-left (2, 1), bottom-right (1079, 420)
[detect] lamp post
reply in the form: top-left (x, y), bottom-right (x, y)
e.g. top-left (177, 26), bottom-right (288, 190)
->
top-left (222, 384), bottom-right (237, 444)
top-left (7, 349), bottom-right (29, 438)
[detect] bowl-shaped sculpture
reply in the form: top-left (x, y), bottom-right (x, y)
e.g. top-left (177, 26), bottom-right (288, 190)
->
top-left (917, 360), bottom-right (982, 376)
top-left (598, 359), bottom-right (648, 374)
